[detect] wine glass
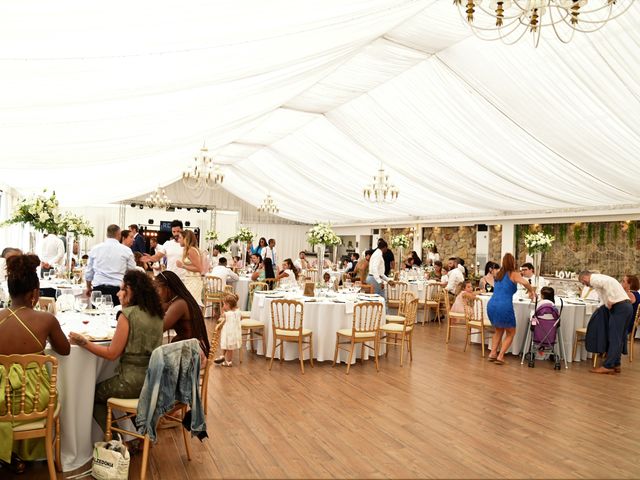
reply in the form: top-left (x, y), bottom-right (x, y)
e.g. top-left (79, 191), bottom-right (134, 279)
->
top-left (102, 295), bottom-right (114, 314)
top-left (75, 297), bottom-right (89, 312)
top-left (90, 291), bottom-right (102, 310)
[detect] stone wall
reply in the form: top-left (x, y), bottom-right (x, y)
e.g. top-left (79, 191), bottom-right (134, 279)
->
top-left (516, 221), bottom-right (640, 278)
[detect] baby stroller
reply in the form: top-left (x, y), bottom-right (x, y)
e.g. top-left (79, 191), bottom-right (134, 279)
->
top-left (521, 297), bottom-right (568, 370)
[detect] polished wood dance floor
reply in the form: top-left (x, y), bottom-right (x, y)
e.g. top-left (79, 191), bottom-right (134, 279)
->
top-left (12, 324), bottom-right (640, 479)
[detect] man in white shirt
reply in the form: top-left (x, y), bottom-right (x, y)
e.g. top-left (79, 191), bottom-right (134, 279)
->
top-left (85, 224), bottom-right (136, 305)
top-left (40, 232), bottom-right (65, 276)
top-left (140, 220), bottom-right (185, 279)
top-left (262, 238), bottom-right (277, 267)
top-left (579, 271), bottom-right (634, 374)
top-left (519, 262), bottom-right (548, 292)
top-left (293, 251), bottom-right (309, 272)
top-left (209, 246), bottom-right (221, 270)
top-left (445, 257), bottom-right (464, 295)
top-left (367, 239), bottom-right (391, 297)
top-left (210, 257), bottom-right (239, 286)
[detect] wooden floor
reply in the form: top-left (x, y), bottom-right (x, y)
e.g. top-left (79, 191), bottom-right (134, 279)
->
top-left (8, 322), bottom-right (640, 479)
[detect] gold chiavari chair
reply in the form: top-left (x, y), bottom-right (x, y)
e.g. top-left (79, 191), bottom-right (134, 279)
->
top-left (445, 292), bottom-right (467, 344)
top-left (203, 276), bottom-right (224, 318)
top-left (421, 285), bottom-right (442, 325)
top-left (386, 281), bottom-right (408, 312)
top-left (239, 282), bottom-right (268, 363)
top-left (628, 306), bottom-right (640, 362)
top-left (333, 301), bottom-right (383, 374)
top-left (201, 319), bottom-right (225, 415)
top-left (385, 291), bottom-right (417, 324)
top-left (379, 298), bottom-right (419, 367)
top-left (306, 268), bottom-right (318, 283)
top-left (463, 297), bottom-right (493, 357)
top-left (269, 300), bottom-right (313, 374)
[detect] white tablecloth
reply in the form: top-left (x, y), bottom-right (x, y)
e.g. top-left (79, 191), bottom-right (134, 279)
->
top-left (475, 296), bottom-right (594, 362)
top-left (235, 277), bottom-right (251, 310)
top-left (48, 311), bottom-right (119, 471)
top-left (250, 293), bottom-right (386, 363)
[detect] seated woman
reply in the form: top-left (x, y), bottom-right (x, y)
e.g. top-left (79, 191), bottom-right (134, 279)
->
top-left (250, 254), bottom-right (264, 281)
top-left (622, 274), bottom-right (640, 333)
top-left (69, 270), bottom-right (164, 432)
top-left (155, 271), bottom-right (210, 356)
top-left (479, 261), bottom-right (500, 293)
top-left (450, 280), bottom-right (477, 314)
top-left (277, 259), bottom-right (298, 288)
top-left (403, 255), bottom-right (414, 270)
top-left (410, 251), bottom-right (422, 267)
top-left (0, 254), bottom-right (70, 473)
top-left (261, 258), bottom-right (276, 289)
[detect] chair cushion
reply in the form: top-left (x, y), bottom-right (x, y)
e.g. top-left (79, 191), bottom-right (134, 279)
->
top-left (107, 397), bottom-right (139, 410)
top-left (240, 311), bottom-right (251, 318)
top-left (385, 314), bottom-right (405, 323)
top-left (337, 328), bottom-right (376, 339)
top-left (275, 328), bottom-right (312, 337)
top-left (241, 319), bottom-right (264, 328)
top-left (12, 402), bottom-right (61, 432)
top-left (380, 323), bottom-right (412, 333)
top-left (576, 327), bottom-right (587, 334)
top-left (468, 319), bottom-right (492, 328)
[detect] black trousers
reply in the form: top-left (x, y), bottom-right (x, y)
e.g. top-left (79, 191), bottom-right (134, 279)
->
top-left (603, 300), bottom-right (633, 369)
top-left (92, 285), bottom-right (121, 306)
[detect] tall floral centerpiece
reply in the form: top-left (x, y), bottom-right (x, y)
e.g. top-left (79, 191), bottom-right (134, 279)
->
top-left (236, 227), bottom-right (254, 266)
top-left (307, 223), bottom-right (341, 270)
top-left (391, 234), bottom-right (410, 273)
top-left (204, 229), bottom-right (218, 257)
top-left (57, 212), bottom-right (95, 277)
top-left (524, 231), bottom-right (555, 287)
top-left (2, 190), bottom-right (61, 252)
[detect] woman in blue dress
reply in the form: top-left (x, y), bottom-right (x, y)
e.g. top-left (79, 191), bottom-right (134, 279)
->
top-left (486, 253), bottom-right (535, 365)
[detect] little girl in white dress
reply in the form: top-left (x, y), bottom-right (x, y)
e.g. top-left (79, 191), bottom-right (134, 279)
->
top-left (215, 293), bottom-right (242, 367)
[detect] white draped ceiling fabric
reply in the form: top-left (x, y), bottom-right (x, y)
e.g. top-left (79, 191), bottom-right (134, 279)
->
top-left (1, 1), bottom-right (639, 225)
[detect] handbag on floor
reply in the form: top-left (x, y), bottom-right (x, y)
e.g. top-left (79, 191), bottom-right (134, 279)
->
top-left (92, 438), bottom-right (130, 480)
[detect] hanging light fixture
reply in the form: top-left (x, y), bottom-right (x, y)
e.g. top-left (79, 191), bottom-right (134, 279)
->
top-left (145, 187), bottom-right (171, 209)
top-left (454, 0), bottom-right (633, 47)
top-left (257, 194), bottom-right (279, 214)
top-left (363, 164), bottom-right (399, 204)
top-left (182, 143), bottom-right (224, 190)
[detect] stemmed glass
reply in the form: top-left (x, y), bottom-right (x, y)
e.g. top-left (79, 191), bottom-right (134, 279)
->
top-left (90, 291), bottom-right (102, 310)
top-left (101, 295), bottom-right (114, 314)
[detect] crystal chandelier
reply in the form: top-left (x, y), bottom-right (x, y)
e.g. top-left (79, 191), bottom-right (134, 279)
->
top-left (182, 143), bottom-right (224, 190)
top-left (454, 0), bottom-right (633, 47)
top-left (145, 187), bottom-right (171, 209)
top-left (257, 194), bottom-right (279, 214)
top-left (363, 164), bottom-right (399, 204)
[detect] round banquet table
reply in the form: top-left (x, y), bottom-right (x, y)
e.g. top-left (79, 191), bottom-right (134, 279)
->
top-left (235, 276), bottom-right (251, 310)
top-left (250, 292), bottom-right (386, 363)
top-left (47, 310), bottom-right (118, 471)
top-left (474, 295), bottom-right (598, 362)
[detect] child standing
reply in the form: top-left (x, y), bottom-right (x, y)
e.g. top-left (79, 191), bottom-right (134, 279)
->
top-left (214, 293), bottom-right (242, 367)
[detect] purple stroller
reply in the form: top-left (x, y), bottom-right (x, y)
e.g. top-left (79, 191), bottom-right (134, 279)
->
top-left (521, 298), bottom-right (568, 370)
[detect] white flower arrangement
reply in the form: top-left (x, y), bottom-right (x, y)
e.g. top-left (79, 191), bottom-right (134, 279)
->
top-left (236, 227), bottom-right (254, 243)
top-left (204, 230), bottom-right (218, 241)
top-left (422, 239), bottom-right (435, 250)
top-left (307, 223), bottom-right (341, 246)
top-left (2, 190), bottom-right (61, 233)
top-left (58, 212), bottom-right (95, 237)
top-left (391, 234), bottom-right (410, 249)
top-left (524, 231), bottom-right (555, 253)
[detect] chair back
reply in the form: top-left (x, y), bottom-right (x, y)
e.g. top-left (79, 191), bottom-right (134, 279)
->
top-left (270, 299), bottom-right (304, 334)
top-left (264, 278), bottom-right (277, 290)
top-left (387, 282), bottom-right (408, 302)
top-left (303, 282), bottom-right (315, 297)
top-left (351, 302), bottom-right (383, 335)
top-left (631, 305), bottom-right (640, 337)
top-left (427, 285), bottom-right (441, 302)
top-left (464, 297), bottom-right (484, 323)
top-left (204, 276), bottom-right (224, 295)
top-left (306, 268), bottom-right (318, 283)
top-left (38, 297), bottom-right (57, 314)
top-left (201, 320), bottom-right (225, 412)
top-left (0, 354), bottom-right (58, 425)
top-left (404, 298), bottom-right (419, 329)
top-left (398, 291), bottom-right (417, 316)
top-left (248, 281), bottom-right (268, 306)
top-left (223, 285), bottom-right (235, 295)
top-left (357, 283), bottom-right (374, 294)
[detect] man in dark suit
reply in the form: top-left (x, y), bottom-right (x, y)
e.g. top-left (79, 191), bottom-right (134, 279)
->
top-left (129, 224), bottom-right (146, 254)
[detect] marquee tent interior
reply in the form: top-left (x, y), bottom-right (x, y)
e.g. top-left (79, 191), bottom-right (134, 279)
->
top-left (1, 0), bottom-right (639, 228)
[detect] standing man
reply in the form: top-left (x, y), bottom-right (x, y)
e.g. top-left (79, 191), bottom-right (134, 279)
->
top-left (229, 238), bottom-right (240, 260)
top-left (140, 220), bottom-right (185, 279)
top-left (367, 239), bottom-right (391, 297)
top-left (120, 229), bottom-right (134, 248)
top-left (40, 231), bottom-right (65, 277)
top-left (579, 271), bottom-right (634, 374)
top-left (262, 238), bottom-right (277, 267)
top-left (129, 224), bottom-right (146, 254)
top-left (383, 243), bottom-right (395, 277)
top-left (85, 224), bottom-right (136, 305)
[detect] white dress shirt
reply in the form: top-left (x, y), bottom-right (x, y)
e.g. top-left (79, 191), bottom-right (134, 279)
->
top-left (262, 246), bottom-right (277, 266)
top-left (589, 273), bottom-right (629, 305)
top-left (210, 265), bottom-right (239, 286)
top-left (279, 269), bottom-right (297, 288)
top-left (446, 267), bottom-right (464, 294)
top-left (158, 240), bottom-right (185, 279)
top-left (85, 238), bottom-right (136, 287)
top-left (368, 249), bottom-right (389, 283)
top-left (41, 234), bottom-right (65, 266)
top-left (518, 274), bottom-right (548, 294)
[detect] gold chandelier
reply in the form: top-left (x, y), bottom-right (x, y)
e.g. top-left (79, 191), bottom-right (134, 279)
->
top-left (257, 194), bottom-right (279, 214)
top-left (145, 187), bottom-right (171, 209)
top-left (454, 0), bottom-right (634, 47)
top-left (363, 164), bottom-right (399, 204)
top-left (182, 143), bottom-right (224, 190)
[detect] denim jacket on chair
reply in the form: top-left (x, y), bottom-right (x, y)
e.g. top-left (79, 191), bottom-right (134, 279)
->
top-left (135, 339), bottom-right (206, 442)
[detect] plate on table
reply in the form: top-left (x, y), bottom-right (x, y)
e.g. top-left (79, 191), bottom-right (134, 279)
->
top-left (87, 333), bottom-right (114, 342)
top-left (83, 308), bottom-right (102, 315)
top-left (265, 294), bottom-right (285, 299)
